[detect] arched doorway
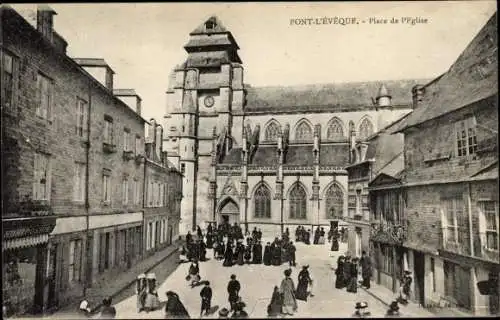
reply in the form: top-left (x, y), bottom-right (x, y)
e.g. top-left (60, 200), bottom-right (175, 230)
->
top-left (217, 198), bottom-right (240, 226)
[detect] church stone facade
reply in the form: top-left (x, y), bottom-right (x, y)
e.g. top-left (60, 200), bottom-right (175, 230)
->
top-left (163, 16), bottom-right (427, 236)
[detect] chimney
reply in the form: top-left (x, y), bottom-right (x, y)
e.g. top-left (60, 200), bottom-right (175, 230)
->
top-left (155, 124), bottom-right (163, 161)
top-left (74, 58), bottom-right (115, 91)
top-left (113, 89), bottom-right (142, 115)
top-left (37, 5), bottom-right (56, 42)
top-left (412, 85), bottom-right (425, 108)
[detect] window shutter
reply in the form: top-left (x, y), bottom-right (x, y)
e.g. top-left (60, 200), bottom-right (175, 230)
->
top-left (478, 203), bottom-right (487, 251)
top-left (440, 207), bottom-right (447, 243)
top-left (33, 153), bottom-right (39, 199)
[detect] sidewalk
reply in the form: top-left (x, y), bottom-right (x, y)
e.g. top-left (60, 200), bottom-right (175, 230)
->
top-left (359, 283), bottom-right (435, 317)
top-left (50, 240), bottom-right (182, 316)
top-left (360, 281), bottom-right (474, 317)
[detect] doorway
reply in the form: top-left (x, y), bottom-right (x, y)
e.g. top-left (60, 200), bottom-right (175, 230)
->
top-left (217, 198), bottom-right (239, 226)
top-left (222, 215), bottom-right (229, 224)
top-left (46, 244), bottom-right (58, 310)
top-left (355, 227), bottom-right (362, 257)
top-left (168, 225), bottom-right (173, 245)
top-left (413, 251), bottom-right (425, 306)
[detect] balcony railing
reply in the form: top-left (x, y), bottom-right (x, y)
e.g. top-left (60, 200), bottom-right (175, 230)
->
top-left (370, 220), bottom-right (408, 244)
top-left (4, 196), bottom-right (53, 217)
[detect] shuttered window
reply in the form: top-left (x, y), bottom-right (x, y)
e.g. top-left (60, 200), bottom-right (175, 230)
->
top-left (479, 201), bottom-right (499, 251)
top-left (36, 73), bottom-right (52, 120)
top-left (33, 152), bottom-right (51, 200)
top-left (68, 239), bottom-right (82, 282)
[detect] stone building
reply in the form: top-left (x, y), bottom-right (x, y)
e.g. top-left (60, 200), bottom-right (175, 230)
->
top-left (143, 119), bottom-right (183, 256)
top-left (345, 110), bottom-right (408, 258)
top-left (163, 15), bottom-right (426, 236)
top-left (390, 11), bottom-right (498, 315)
top-left (1, 6), bottom-right (164, 314)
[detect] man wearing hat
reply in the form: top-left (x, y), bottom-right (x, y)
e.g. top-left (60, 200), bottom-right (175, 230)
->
top-left (218, 307), bottom-right (230, 318)
top-left (227, 274), bottom-right (241, 311)
top-left (352, 301), bottom-right (370, 318)
top-left (385, 301), bottom-right (400, 317)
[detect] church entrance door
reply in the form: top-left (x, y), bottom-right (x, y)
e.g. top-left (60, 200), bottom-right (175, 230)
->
top-left (217, 198), bottom-right (240, 226)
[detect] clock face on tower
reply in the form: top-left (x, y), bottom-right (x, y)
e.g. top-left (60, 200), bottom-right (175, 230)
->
top-left (204, 96), bottom-right (215, 108)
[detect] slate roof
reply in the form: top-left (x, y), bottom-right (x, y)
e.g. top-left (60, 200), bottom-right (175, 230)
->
top-left (244, 79), bottom-right (431, 112)
top-left (186, 51), bottom-right (231, 68)
top-left (319, 145), bottom-right (350, 166)
top-left (375, 152), bottom-right (404, 178)
top-left (222, 148), bottom-right (242, 164)
top-left (185, 34), bottom-right (234, 48)
top-left (220, 144), bottom-right (350, 167)
top-left (395, 12), bottom-right (498, 131)
top-left (470, 161), bottom-right (498, 180)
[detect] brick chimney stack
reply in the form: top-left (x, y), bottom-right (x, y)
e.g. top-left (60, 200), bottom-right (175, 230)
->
top-left (37, 5), bottom-right (56, 42)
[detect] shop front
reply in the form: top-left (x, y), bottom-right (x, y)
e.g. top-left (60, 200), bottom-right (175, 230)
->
top-left (2, 216), bottom-right (56, 317)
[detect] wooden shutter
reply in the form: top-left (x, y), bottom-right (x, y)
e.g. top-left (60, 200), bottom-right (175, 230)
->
top-left (99, 233), bottom-right (106, 272)
top-left (478, 202), bottom-right (487, 252)
top-left (75, 240), bottom-right (82, 281)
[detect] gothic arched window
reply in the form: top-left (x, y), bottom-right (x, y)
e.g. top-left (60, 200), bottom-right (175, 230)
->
top-left (325, 183), bottom-right (344, 219)
top-left (289, 183), bottom-right (307, 219)
top-left (327, 118), bottom-right (344, 139)
top-left (265, 122), bottom-right (280, 142)
top-left (295, 121), bottom-right (313, 141)
top-left (254, 184), bottom-right (271, 218)
top-left (359, 118), bottom-right (374, 140)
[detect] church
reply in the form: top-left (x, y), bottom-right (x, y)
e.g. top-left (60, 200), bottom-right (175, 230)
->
top-left (163, 16), bottom-right (427, 236)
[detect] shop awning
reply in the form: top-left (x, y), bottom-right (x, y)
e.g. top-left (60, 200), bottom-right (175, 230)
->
top-left (3, 234), bottom-right (49, 251)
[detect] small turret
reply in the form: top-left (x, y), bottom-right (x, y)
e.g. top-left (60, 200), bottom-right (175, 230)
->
top-left (376, 83), bottom-right (392, 107)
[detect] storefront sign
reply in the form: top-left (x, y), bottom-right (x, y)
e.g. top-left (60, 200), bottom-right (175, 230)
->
top-left (89, 212), bottom-right (143, 230)
top-left (50, 216), bottom-right (87, 235)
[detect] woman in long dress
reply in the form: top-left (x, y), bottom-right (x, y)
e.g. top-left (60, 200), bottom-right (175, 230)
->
top-left (223, 243), bottom-right (234, 267)
top-left (144, 274), bottom-right (160, 312)
top-left (263, 243), bottom-right (272, 266)
top-left (236, 241), bottom-right (245, 266)
top-left (319, 228), bottom-right (326, 244)
top-left (267, 286), bottom-right (283, 317)
top-left (280, 269), bottom-right (297, 316)
top-left (136, 274), bottom-right (147, 312)
top-left (335, 256), bottom-right (346, 289)
top-left (296, 265), bottom-right (312, 301)
top-left (347, 258), bottom-right (359, 293)
top-left (165, 291), bottom-right (190, 319)
top-left (187, 261), bottom-right (201, 287)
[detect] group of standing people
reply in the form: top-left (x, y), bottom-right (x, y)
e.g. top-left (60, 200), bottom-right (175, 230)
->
top-left (334, 251), bottom-right (373, 294)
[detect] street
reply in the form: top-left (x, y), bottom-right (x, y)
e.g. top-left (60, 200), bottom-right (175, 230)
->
top-left (110, 240), bottom-right (394, 318)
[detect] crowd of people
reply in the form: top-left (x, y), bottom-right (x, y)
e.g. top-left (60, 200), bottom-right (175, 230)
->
top-left (73, 221), bottom-right (410, 319)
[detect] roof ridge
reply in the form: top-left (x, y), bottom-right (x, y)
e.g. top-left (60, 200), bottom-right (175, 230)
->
top-left (246, 78), bottom-right (434, 90)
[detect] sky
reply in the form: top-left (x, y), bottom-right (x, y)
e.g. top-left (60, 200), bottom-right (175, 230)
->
top-left (10, 1), bottom-right (498, 123)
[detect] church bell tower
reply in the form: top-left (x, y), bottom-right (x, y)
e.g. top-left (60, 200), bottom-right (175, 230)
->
top-left (163, 16), bottom-right (245, 234)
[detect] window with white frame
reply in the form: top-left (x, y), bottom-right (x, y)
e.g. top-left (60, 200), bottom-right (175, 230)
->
top-left (134, 179), bottom-right (141, 205)
top-left (2, 51), bottom-right (15, 109)
top-left (442, 197), bottom-right (463, 243)
top-left (68, 239), bottom-right (82, 282)
top-left (102, 173), bottom-right (111, 203)
top-left (104, 116), bottom-right (114, 144)
top-left (33, 152), bottom-right (51, 200)
top-left (455, 117), bottom-right (477, 157)
top-left (123, 128), bottom-right (130, 151)
top-left (73, 162), bottom-right (86, 202)
top-left (36, 73), bottom-right (52, 120)
top-left (479, 201), bottom-right (499, 251)
top-left (135, 135), bottom-right (141, 155)
top-left (76, 98), bottom-right (88, 138)
top-left (122, 178), bottom-right (129, 204)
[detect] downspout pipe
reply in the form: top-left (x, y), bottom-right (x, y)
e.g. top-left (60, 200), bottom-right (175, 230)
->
top-left (83, 80), bottom-right (92, 295)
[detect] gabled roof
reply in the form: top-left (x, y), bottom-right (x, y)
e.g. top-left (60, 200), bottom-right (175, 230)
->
top-left (244, 79), bottom-right (431, 112)
top-left (470, 160), bottom-right (498, 180)
top-left (396, 12), bottom-right (498, 132)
